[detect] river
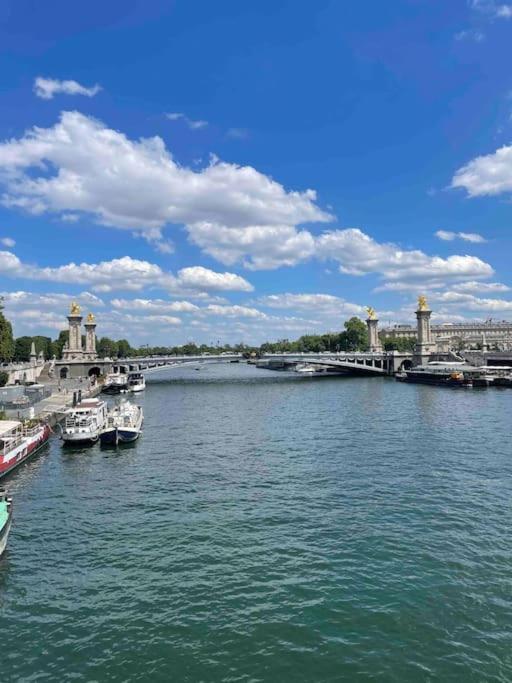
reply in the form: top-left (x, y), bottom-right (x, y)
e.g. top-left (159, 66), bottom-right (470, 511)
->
top-left (1, 362), bottom-right (512, 681)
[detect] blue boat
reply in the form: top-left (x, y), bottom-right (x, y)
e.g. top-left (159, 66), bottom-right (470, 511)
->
top-left (100, 401), bottom-right (143, 446)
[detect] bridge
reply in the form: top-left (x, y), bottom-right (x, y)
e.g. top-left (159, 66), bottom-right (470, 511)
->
top-left (49, 350), bottom-right (415, 379)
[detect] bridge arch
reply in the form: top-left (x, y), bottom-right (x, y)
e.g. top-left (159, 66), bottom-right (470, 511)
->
top-left (60, 366), bottom-right (69, 379)
top-left (88, 366), bottom-right (101, 377)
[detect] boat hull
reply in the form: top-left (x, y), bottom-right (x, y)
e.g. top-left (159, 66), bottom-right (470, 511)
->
top-left (0, 515), bottom-right (12, 558)
top-left (400, 374), bottom-right (472, 388)
top-left (0, 425), bottom-right (51, 480)
top-left (62, 430), bottom-right (100, 444)
top-left (129, 384), bottom-right (145, 393)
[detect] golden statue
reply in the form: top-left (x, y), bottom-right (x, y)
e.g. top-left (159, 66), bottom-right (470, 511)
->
top-left (366, 306), bottom-right (377, 320)
top-left (70, 301), bottom-right (81, 315)
top-left (417, 295), bottom-right (429, 311)
top-left (86, 312), bottom-right (95, 324)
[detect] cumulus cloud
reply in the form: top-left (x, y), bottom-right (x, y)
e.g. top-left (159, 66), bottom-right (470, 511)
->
top-left (111, 298), bottom-right (199, 313)
top-left (0, 250), bottom-right (253, 294)
top-left (0, 236), bottom-right (15, 247)
top-left (0, 112), bottom-right (331, 269)
top-left (205, 304), bottom-right (268, 319)
top-left (452, 144), bottom-right (512, 197)
top-left (316, 229), bottom-right (493, 281)
top-left (34, 77), bottom-right (101, 100)
top-left (435, 230), bottom-right (486, 243)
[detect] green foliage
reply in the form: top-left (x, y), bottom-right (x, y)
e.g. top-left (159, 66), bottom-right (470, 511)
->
top-left (0, 371), bottom-right (8, 387)
top-left (14, 336), bottom-right (33, 362)
top-left (382, 335), bottom-right (416, 352)
top-left (97, 337), bottom-right (119, 358)
top-left (342, 317), bottom-right (369, 352)
top-left (0, 297), bottom-right (14, 362)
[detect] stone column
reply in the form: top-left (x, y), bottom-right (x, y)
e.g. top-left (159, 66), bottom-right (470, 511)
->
top-left (84, 313), bottom-right (97, 359)
top-left (366, 313), bottom-right (382, 352)
top-left (30, 341), bottom-right (37, 366)
top-left (413, 296), bottom-right (436, 365)
top-left (63, 302), bottom-right (83, 360)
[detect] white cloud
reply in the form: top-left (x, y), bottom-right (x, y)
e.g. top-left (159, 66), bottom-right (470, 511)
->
top-left (0, 112), bottom-right (332, 269)
top-left (0, 236), bottom-right (15, 247)
top-left (111, 298), bottom-right (199, 313)
top-left (176, 266), bottom-right (253, 291)
top-left (452, 280), bottom-right (510, 292)
top-left (454, 29), bottom-right (485, 41)
top-left (34, 77), bottom-right (101, 100)
top-left (256, 293), bottom-right (364, 316)
top-left (470, 0), bottom-right (512, 18)
top-left (166, 112), bottom-right (208, 130)
top-left (0, 290), bottom-right (104, 308)
top-left (205, 304), bottom-right (268, 319)
top-left (435, 230), bottom-right (486, 243)
top-left (316, 229), bottom-right (493, 281)
top-left (226, 128), bottom-right (250, 139)
top-left (0, 250), bottom-right (254, 294)
top-left (452, 144), bottom-right (512, 196)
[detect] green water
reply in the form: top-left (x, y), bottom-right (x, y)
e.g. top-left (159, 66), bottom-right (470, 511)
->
top-left (1, 363), bottom-right (512, 681)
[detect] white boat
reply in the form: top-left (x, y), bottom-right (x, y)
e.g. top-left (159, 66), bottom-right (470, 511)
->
top-left (61, 398), bottom-right (108, 444)
top-left (100, 400), bottom-right (143, 446)
top-left (295, 364), bottom-right (317, 374)
top-left (0, 488), bottom-right (13, 558)
top-left (127, 372), bottom-right (145, 393)
top-left (102, 373), bottom-right (128, 395)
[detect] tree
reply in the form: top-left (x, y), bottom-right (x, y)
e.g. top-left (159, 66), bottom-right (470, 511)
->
top-left (14, 336), bottom-right (33, 362)
top-left (116, 339), bottom-right (132, 358)
top-left (0, 297), bottom-right (14, 362)
top-left (97, 337), bottom-right (119, 359)
top-left (341, 317), bottom-right (368, 351)
top-left (52, 330), bottom-right (69, 359)
top-left (382, 336), bottom-right (416, 352)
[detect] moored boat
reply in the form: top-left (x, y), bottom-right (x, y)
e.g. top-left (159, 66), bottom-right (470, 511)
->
top-left (100, 400), bottom-right (143, 446)
top-left (127, 372), bottom-right (145, 393)
top-left (0, 488), bottom-right (13, 558)
top-left (102, 373), bottom-right (128, 395)
top-left (61, 398), bottom-right (107, 444)
top-left (0, 420), bottom-right (51, 479)
top-left (397, 362), bottom-right (473, 387)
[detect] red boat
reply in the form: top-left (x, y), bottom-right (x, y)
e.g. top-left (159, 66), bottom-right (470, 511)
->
top-left (0, 420), bottom-right (51, 479)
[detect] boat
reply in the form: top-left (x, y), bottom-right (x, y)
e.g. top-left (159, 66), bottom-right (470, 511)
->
top-left (0, 420), bottom-right (51, 479)
top-left (102, 373), bottom-right (128, 395)
top-left (295, 364), bottom-right (318, 374)
top-left (100, 401), bottom-right (143, 446)
top-left (396, 362), bottom-right (473, 387)
top-left (0, 489), bottom-right (13, 558)
top-left (494, 375), bottom-right (512, 388)
top-left (127, 372), bottom-right (145, 393)
top-left (61, 398), bottom-right (107, 444)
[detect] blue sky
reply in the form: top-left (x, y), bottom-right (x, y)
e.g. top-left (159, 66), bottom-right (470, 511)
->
top-left (1, 0), bottom-right (512, 345)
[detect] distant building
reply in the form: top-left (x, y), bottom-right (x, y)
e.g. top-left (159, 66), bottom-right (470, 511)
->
top-left (380, 321), bottom-right (512, 350)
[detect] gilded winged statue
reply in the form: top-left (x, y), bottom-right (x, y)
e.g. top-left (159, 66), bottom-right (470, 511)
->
top-left (366, 306), bottom-right (377, 320)
top-left (86, 312), bottom-right (95, 323)
top-left (417, 295), bottom-right (428, 311)
top-left (70, 301), bottom-right (81, 315)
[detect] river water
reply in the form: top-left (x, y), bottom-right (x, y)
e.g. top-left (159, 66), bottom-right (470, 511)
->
top-left (1, 363), bottom-right (512, 681)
